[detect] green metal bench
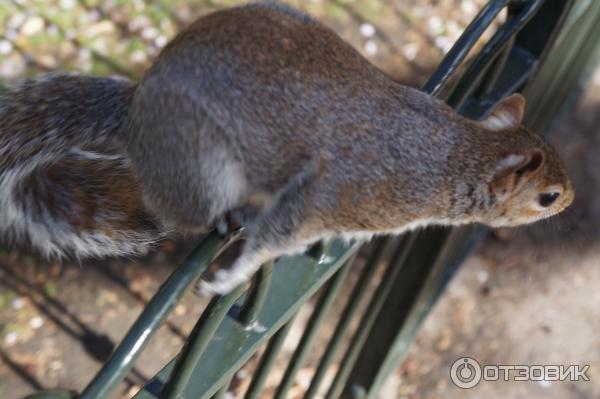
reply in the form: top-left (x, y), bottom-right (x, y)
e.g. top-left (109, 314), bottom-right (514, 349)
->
top-left (26, 0), bottom-right (600, 398)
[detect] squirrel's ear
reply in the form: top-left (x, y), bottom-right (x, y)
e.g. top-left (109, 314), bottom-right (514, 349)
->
top-left (491, 148), bottom-right (544, 200)
top-left (481, 94), bottom-right (526, 131)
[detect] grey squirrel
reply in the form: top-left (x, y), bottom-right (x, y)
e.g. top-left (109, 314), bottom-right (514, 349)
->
top-left (0, 3), bottom-right (574, 295)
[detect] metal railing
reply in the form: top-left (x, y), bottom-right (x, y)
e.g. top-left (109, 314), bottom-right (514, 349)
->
top-left (25, 0), bottom-right (600, 398)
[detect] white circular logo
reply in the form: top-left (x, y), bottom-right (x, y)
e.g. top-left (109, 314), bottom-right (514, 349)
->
top-left (450, 357), bottom-right (482, 389)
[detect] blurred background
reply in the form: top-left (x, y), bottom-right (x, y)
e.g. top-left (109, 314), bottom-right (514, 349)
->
top-left (0, 0), bottom-right (598, 398)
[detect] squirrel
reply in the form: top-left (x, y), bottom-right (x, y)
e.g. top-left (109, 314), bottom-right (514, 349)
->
top-left (0, 3), bottom-right (574, 295)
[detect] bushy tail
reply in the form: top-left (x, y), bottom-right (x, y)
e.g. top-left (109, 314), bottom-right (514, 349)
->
top-left (0, 74), bottom-right (165, 258)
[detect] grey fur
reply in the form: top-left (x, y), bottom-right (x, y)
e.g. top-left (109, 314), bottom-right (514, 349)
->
top-left (127, 3), bottom-right (572, 294)
top-left (1, 4), bottom-right (572, 293)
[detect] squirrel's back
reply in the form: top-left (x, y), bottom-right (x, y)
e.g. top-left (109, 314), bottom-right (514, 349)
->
top-left (128, 2), bottom-right (458, 228)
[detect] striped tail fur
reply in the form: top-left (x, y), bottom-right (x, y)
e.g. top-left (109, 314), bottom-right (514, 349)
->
top-left (0, 74), bottom-right (164, 258)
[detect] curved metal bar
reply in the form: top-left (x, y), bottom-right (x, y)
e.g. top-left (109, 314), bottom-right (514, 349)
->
top-left (273, 253), bottom-right (358, 399)
top-left (293, 239), bottom-right (388, 399)
top-left (302, 234), bottom-right (414, 399)
top-left (210, 378), bottom-right (231, 399)
top-left (478, 34), bottom-right (516, 96)
top-left (448, 0), bottom-right (546, 108)
top-left (422, 0), bottom-right (509, 95)
top-left (243, 313), bottom-right (298, 399)
top-left (321, 234), bottom-right (418, 399)
top-left (80, 231), bottom-right (240, 399)
top-left (24, 390), bottom-right (74, 399)
top-left (163, 286), bottom-right (246, 399)
top-left (237, 261), bottom-right (275, 325)
top-left (133, 241), bottom-right (360, 399)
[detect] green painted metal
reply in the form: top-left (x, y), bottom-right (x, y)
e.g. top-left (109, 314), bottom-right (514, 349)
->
top-left (238, 261), bottom-right (275, 325)
top-left (297, 238), bottom-right (388, 399)
top-left (523, 0), bottom-right (600, 131)
top-left (80, 231), bottom-right (239, 399)
top-left (23, 391), bottom-right (74, 399)
top-left (133, 240), bottom-right (360, 399)
top-left (210, 379), bottom-right (231, 399)
top-left (244, 314), bottom-right (298, 399)
top-left (163, 286), bottom-right (246, 398)
top-left (479, 35), bottom-right (515, 97)
top-left (447, 0), bottom-right (546, 108)
top-left (323, 233), bottom-right (421, 399)
top-left (422, 0), bottom-right (509, 95)
top-left (456, 0), bottom-right (575, 118)
top-left (345, 227), bottom-right (479, 398)
top-left (273, 253), bottom-right (357, 399)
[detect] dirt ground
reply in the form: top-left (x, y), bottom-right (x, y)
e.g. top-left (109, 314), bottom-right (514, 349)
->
top-left (0, 1), bottom-right (598, 398)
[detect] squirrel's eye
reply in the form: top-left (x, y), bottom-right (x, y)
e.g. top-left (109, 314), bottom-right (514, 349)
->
top-left (538, 192), bottom-right (560, 208)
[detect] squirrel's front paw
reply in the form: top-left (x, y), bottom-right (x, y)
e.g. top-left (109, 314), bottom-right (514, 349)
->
top-left (198, 250), bottom-right (268, 296)
top-left (197, 268), bottom-right (250, 297)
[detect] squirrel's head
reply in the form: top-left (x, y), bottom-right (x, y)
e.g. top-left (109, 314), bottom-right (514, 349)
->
top-left (465, 94), bottom-right (574, 227)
